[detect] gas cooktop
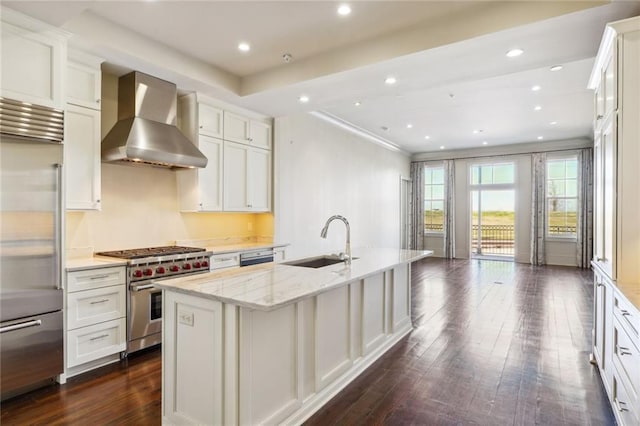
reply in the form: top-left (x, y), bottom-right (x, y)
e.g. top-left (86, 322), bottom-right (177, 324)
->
top-left (96, 246), bottom-right (206, 260)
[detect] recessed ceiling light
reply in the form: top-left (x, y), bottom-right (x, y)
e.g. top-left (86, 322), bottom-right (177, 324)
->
top-left (337, 4), bottom-right (351, 16)
top-left (550, 121), bottom-right (558, 125)
top-left (354, 101), bottom-right (361, 106)
top-left (439, 146), bottom-right (445, 150)
top-left (473, 129), bottom-right (483, 134)
top-left (238, 42), bottom-right (250, 52)
top-left (550, 65), bottom-right (563, 71)
top-left (482, 141), bottom-right (488, 145)
top-left (537, 136), bottom-right (544, 140)
top-left (534, 105), bottom-right (542, 111)
top-left (531, 85), bottom-right (541, 91)
top-left (298, 95), bottom-right (309, 103)
top-left (424, 135), bottom-right (430, 140)
top-left (506, 48), bottom-right (524, 58)
top-left (384, 76), bottom-right (397, 85)
top-left (406, 124), bottom-right (413, 129)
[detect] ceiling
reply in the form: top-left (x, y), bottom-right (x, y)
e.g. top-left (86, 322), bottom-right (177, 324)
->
top-left (5, 1), bottom-right (640, 154)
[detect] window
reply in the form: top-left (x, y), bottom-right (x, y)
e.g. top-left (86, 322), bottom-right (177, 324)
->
top-left (424, 166), bottom-right (444, 233)
top-left (547, 157), bottom-right (578, 237)
top-left (470, 163), bottom-right (515, 185)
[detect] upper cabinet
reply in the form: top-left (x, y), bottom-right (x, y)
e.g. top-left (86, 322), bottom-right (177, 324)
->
top-left (65, 49), bottom-right (103, 210)
top-left (589, 16), bottom-right (640, 284)
top-left (223, 111), bottom-right (272, 150)
top-left (177, 93), bottom-right (273, 212)
top-left (0, 8), bottom-right (69, 109)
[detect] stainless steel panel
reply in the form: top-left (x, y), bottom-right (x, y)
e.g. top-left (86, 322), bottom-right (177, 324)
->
top-left (0, 98), bottom-right (64, 143)
top-left (117, 72), bottom-right (178, 124)
top-left (128, 285), bottom-right (162, 344)
top-left (1, 137), bottom-right (63, 315)
top-left (0, 310), bottom-right (63, 400)
top-left (0, 288), bottom-right (62, 322)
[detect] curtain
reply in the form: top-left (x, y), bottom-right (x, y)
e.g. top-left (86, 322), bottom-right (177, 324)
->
top-left (443, 160), bottom-right (455, 258)
top-left (577, 148), bottom-right (594, 268)
top-left (531, 153), bottom-right (547, 265)
top-left (409, 162), bottom-right (425, 250)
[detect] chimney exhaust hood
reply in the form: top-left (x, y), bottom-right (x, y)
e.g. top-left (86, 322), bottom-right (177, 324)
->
top-left (101, 71), bottom-right (207, 169)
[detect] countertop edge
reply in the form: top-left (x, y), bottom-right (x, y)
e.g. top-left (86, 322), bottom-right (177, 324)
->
top-left (66, 257), bottom-right (128, 272)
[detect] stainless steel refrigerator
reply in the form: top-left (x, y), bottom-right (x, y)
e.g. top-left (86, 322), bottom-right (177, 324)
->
top-left (0, 98), bottom-right (64, 400)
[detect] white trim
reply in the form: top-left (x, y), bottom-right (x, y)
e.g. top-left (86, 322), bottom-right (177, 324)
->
top-left (310, 111), bottom-right (409, 155)
top-left (411, 138), bottom-right (592, 162)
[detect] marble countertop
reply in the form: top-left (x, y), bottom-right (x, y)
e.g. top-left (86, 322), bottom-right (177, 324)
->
top-left (154, 248), bottom-right (432, 311)
top-left (66, 256), bottom-right (128, 271)
top-left (206, 242), bottom-right (288, 255)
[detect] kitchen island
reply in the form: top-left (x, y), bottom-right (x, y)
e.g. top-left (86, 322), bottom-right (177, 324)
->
top-left (155, 248), bottom-right (432, 425)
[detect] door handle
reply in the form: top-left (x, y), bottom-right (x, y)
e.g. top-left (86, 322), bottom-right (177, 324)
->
top-left (0, 319), bottom-right (42, 333)
top-left (131, 284), bottom-right (156, 292)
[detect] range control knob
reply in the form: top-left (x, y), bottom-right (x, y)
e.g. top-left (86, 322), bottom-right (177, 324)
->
top-left (193, 261), bottom-right (202, 268)
top-left (143, 268), bottom-right (153, 276)
top-left (170, 265), bottom-right (180, 272)
top-left (202, 260), bottom-right (209, 268)
top-left (133, 270), bottom-right (143, 278)
top-left (183, 263), bottom-right (192, 270)
top-left (156, 266), bottom-right (166, 274)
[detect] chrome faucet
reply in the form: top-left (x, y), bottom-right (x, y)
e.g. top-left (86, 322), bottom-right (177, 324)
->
top-left (320, 215), bottom-right (351, 265)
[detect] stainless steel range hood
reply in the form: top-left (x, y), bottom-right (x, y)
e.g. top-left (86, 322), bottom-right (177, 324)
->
top-left (102, 72), bottom-right (207, 169)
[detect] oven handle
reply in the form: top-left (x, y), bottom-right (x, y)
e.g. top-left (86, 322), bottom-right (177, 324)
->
top-left (131, 284), bottom-right (157, 292)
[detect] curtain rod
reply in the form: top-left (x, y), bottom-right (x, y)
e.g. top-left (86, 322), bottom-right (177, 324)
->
top-left (411, 145), bottom-right (591, 163)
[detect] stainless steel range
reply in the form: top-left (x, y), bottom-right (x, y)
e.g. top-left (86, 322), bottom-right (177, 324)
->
top-left (95, 246), bottom-right (212, 354)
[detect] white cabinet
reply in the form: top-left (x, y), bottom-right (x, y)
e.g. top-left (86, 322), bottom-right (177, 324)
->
top-left (65, 49), bottom-right (103, 210)
top-left (65, 104), bottom-right (101, 210)
top-left (589, 16), bottom-right (640, 426)
top-left (209, 252), bottom-right (240, 270)
top-left (223, 141), bottom-right (271, 212)
top-left (273, 246), bottom-right (287, 263)
top-left (0, 8), bottom-right (68, 109)
top-left (176, 135), bottom-right (223, 211)
top-left (198, 103), bottom-right (224, 138)
top-left (65, 266), bottom-right (126, 376)
top-left (223, 111), bottom-right (272, 150)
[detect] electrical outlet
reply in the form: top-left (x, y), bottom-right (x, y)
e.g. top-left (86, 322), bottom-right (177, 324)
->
top-left (178, 310), bottom-right (194, 326)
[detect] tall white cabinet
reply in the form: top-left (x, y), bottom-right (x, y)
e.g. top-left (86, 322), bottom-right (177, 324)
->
top-left (64, 49), bottom-right (103, 210)
top-left (588, 16), bottom-right (640, 426)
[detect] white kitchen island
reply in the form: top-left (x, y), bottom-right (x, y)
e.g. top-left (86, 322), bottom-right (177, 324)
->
top-left (155, 248), bottom-right (432, 425)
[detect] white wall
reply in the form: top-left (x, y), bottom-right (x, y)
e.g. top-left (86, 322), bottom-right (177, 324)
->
top-left (274, 113), bottom-right (410, 259)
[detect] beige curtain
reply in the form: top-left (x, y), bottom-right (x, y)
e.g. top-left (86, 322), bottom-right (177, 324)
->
top-left (530, 153), bottom-right (546, 265)
top-left (443, 160), bottom-right (455, 258)
top-left (410, 162), bottom-right (425, 250)
top-left (577, 148), bottom-right (594, 268)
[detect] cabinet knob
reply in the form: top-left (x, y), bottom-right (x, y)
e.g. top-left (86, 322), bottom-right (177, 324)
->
top-left (596, 114), bottom-right (603, 120)
top-left (247, 204), bottom-right (252, 208)
top-left (199, 125), bottom-right (203, 129)
top-left (96, 199), bottom-right (101, 203)
top-left (617, 345), bottom-right (632, 356)
top-left (247, 137), bottom-right (253, 142)
top-left (96, 99), bottom-right (101, 104)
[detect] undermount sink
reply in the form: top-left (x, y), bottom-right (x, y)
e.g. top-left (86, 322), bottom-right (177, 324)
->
top-left (283, 255), bottom-right (358, 269)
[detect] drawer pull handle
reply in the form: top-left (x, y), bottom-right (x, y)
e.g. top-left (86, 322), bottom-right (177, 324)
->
top-left (0, 319), bottom-right (42, 333)
top-left (614, 398), bottom-right (628, 412)
top-left (89, 275), bottom-right (110, 280)
top-left (617, 345), bottom-right (632, 356)
top-left (90, 334), bottom-right (109, 341)
top-left (596, 283), bottom-right (604, 288)
top-left (620, 310), bottom-right (631, 317)
top-left (90, 299), bottom-right (109, 305)
top-left (214, 258), bottom-right (234, 262)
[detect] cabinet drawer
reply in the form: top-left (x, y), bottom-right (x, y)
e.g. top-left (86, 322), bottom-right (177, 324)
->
top-left (613, 292), bottom-right (639, 339)
top-left (613, 318), bottom-right (639, 402)
top-left (67, 285), bottom-right (126, 330)
top-left (66, 318), bottom-right (126, 368)
top-left (613, 373), bottom-right (639, 426)
top-left (210, 253), bottom-right (240, 270)
top-left (67, 266), bottom-right (126, 292)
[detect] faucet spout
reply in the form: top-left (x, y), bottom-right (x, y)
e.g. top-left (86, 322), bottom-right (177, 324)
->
top-left (320, 215), bottom-right (351, 265)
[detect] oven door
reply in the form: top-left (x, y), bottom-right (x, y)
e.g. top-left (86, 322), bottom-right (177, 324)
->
top-left (128, 282), bottom-right (162, 344)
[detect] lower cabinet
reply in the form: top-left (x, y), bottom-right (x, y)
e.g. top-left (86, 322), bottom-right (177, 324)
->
top-left (162, 263), bottom-right (413, 425)
top-left (592, 264), bottom-right (640, 426)
top-left (64, 266), bottom-right (126, 378)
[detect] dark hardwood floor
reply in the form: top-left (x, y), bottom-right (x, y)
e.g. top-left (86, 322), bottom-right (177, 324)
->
top-left (1, 258), bottom-right (615, 425)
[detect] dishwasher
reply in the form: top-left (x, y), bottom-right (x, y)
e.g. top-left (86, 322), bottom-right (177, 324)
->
top-left (239, 249), bottom-right (274, 266)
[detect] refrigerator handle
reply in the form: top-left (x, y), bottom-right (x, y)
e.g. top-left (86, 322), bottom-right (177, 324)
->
top-left (54, 163), bottom-right (63, 290)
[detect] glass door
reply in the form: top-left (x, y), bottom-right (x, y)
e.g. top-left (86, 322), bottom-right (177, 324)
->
top-left (469, 163), bottom-right (516, 259)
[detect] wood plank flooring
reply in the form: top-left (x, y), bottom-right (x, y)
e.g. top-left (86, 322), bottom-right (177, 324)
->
top-left (1, 258), bottom-right (615, 425)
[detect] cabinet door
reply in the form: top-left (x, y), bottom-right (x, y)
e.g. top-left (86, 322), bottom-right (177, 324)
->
top-left (603, 48), bottom-right (616, 120)
top-left (199, 104), bottom-right (223, 138)
top-left (65, 104), bottom-right (101, 210)
top-left (223, 141), bottom-right (250, 211)
top-left (602, 119), bottom-right (616, 278)
top-left (66, 61), bottom-right (101, 110)
top-left (249, 121), bottom-right (272, 150)
top-left (223, 111), bottom-right (250, 144)
top-left (594, 272), bottom-right (614, 394)
top-left (1, 21), bottom-right (66, 109)
top-left (247, 148), bottom-right (271, 212)
top-left (593, 131), bottom-right (604, 263)
top-left (197, 136), bottom-right (223, 211)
